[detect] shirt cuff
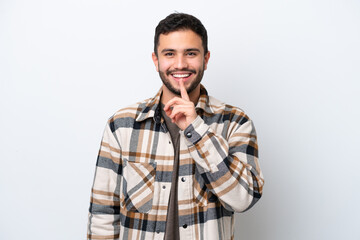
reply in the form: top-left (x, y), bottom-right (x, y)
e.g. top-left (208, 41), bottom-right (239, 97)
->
top-left (183, 116), bottom-right (210, 145)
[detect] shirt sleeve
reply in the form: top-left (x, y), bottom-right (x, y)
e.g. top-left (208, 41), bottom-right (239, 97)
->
top-left (184, 114), bottom-right (264, 212)
top-left (87, 121), bottom-right (122, 239)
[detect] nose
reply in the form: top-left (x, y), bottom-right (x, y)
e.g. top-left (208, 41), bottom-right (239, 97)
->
top-left (174, 55), bottom-right (188, 69)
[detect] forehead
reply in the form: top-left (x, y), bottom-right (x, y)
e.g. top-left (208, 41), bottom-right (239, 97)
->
top-left (158, 30), bottom-right (203, 52)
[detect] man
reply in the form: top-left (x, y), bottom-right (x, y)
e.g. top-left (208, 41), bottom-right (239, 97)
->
top-left (87, 13), bottom-right (264, 240)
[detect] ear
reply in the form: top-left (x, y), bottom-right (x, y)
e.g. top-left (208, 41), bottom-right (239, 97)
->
top-left (152, 52), bottom-right (159, 72)
top-left (204, 51), bottom-right (210, 70)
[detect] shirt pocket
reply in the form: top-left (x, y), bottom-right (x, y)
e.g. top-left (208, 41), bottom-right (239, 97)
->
top-left (120, 159), bottom-right (156, 213)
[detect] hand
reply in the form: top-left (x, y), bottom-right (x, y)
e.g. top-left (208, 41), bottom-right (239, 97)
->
top-left (163, 80), bottom-right (198, 130)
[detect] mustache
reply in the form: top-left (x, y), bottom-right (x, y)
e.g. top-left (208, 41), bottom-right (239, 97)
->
top-left (166, 69), bottom-right (196, 75)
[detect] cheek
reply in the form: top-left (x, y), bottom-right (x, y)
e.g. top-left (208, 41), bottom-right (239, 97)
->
top-left (158, 60), bottom-right (172, 72)
top-left (191, 60), bottom-right (204, 70)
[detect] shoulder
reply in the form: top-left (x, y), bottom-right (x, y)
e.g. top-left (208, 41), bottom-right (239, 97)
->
top-left (107, 97), bottom-right (152, 124)
top-left (206, 96), bottom-right (257, 137)
top-left (207, 95), bottom-right (250, 122)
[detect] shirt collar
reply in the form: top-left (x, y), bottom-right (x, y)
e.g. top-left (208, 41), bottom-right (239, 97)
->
top-left (135, 84), bottom-right (215, 122)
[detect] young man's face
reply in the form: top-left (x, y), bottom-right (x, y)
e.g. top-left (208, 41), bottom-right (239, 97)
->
top-left (152, 30), bottom-right (210, 96)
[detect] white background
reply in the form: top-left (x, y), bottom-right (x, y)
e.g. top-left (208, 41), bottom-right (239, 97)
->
top-left (1, 0), bottom-right (360, 239)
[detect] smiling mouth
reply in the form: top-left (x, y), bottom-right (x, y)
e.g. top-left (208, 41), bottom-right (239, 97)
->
top-left (167, 69), bottom-right (196, 80)
top-left (171, 73), bottom-right (191, 78)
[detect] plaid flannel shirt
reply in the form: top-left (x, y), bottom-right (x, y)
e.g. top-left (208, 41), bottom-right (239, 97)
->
top-left (87, 85), bottom-right (264, 240)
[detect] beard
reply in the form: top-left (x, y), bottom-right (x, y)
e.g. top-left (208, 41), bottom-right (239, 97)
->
top-left (158, 63), bottom-right (205, 96)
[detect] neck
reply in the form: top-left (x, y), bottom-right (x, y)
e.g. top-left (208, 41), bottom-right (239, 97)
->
top-left (160, 84), bottom-right (201, 106)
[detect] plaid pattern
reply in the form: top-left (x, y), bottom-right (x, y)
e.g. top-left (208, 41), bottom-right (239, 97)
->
top-left (87, 85), bottom-right (264, 240)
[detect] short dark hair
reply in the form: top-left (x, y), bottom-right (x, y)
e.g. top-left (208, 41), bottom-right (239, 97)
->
top-left (154, 13), bottom-right (208, 56)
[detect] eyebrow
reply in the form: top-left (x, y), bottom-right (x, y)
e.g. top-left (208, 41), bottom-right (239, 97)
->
top-left (185, 48), bottom-right (201, 53)
top-left (161, 48), bottom-right (201, 53)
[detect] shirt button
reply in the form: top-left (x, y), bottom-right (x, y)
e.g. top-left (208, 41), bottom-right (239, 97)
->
top-left (156, 230), bottom-right (160, 234)
top-left (162, 185), bottom-right (166, 189)
top-left (186, 132), bottom-right (192, 138)
top-left (181, 177), bottom-right (186, 182)
top-left (169, 141), bottom-right (171, 144)
top-left (183, 224), bottom-right (187, 229)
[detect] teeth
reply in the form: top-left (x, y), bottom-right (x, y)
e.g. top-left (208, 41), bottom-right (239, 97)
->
top-left (172, 73), bottom-right (190, 78)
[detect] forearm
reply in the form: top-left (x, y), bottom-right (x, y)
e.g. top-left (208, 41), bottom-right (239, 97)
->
top-left (184, 115), bottom-right (264, 212)
top-left (87, 122), bottom-right (122, 239)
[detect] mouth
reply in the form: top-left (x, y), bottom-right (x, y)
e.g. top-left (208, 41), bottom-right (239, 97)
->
top-left (169, 72), bottom-right (194, 82)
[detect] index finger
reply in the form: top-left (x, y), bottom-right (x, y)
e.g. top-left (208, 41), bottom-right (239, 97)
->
top-left (179, 80), bottom-right (190, 101)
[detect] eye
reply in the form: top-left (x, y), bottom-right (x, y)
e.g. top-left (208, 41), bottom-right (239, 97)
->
top-left (164, 52), bottom-right (174, 56)
top-left (187, 52), bottom-right (197, 56)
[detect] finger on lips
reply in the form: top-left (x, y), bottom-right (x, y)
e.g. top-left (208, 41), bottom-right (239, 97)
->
top-left (179, 80), bottom-right (190, 101)
top-left (163, 80), bottom-right (193, 125)
top-left (164, 80), bottom-right (190, 112)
